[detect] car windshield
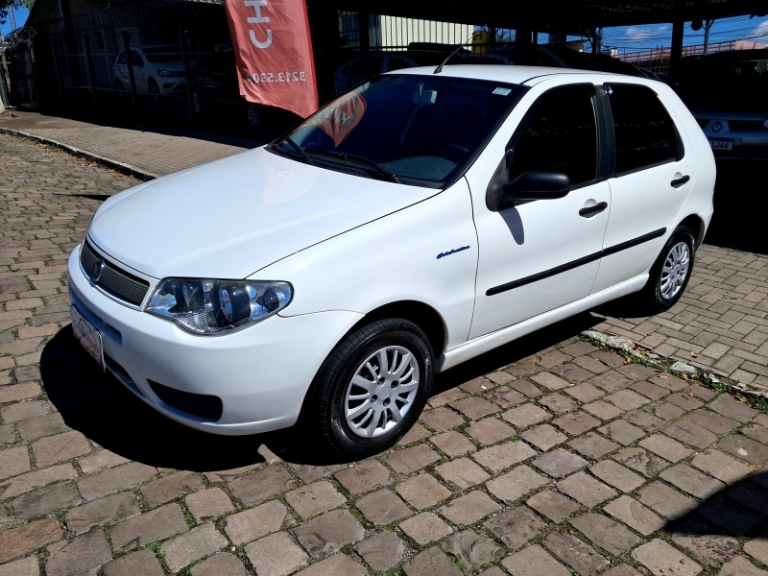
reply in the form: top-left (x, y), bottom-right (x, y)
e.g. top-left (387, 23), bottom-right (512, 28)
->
top-left (269, 74), bottom-right (522, 187)
top-left (142, 47), bottom-right (182, 63)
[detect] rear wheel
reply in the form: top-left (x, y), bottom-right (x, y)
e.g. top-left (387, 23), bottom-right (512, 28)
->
top-left (307, 318), bottom-right (434, 458)
top-left (641, 225), bottom-right (695, 313)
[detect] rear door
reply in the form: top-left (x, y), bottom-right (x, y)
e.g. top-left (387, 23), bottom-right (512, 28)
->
top-left (591, 82), bottom-right (692, 293)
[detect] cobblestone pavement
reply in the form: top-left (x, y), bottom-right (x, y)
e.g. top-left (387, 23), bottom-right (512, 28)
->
top-left (3, 132), bottom-right (768, 576)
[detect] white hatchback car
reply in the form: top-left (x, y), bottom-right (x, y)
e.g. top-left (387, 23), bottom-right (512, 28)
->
top-left (68, 65), bottom-right (715, 458)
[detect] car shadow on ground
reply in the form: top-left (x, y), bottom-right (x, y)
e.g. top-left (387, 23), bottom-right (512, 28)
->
top-left (40, 327), bottom-right (268, 472)
top-left (264, 312), bottom-right (605, 465)
top-left (41, 313), bottom-right (604, 469)
top-left (664, 470), bottom-right (768, 560)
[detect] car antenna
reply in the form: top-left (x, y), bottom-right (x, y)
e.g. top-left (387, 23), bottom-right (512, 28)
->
top-left (434, 25), bottom-right (487, 75)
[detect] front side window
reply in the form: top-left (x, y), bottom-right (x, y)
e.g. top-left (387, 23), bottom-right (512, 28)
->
top-left (508, 84), bottom-right (598, 188)
top-left (608, 83), bottom-right (678, 174)
top-left (269, 74), bottom-right (523, 187)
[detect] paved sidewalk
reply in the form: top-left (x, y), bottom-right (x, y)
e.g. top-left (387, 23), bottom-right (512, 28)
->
top-left (2, 129), bottom-right (768, 575)
top-left (0, 110), bottom-right (253, 179)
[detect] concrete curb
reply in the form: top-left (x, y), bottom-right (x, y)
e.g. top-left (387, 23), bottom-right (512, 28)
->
top-left (583, 328), bottom-right (768, 403)
top-left (0, 125), bottom-right (158, 181)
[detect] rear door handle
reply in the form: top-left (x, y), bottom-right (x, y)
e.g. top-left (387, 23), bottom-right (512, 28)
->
top-left (579, 202), bottom-right (608, 218)
top-left (671, 175), bottom-right (690, 188)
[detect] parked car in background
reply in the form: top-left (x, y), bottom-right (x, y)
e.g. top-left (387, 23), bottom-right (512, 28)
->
top-left (332, 44), bottom-right (648, 97)
top-left (113, 45), bottom-right (186, 95)
top-left (674, 48), bottom-right (768, 160)
top-left (69, 65), bottom-right (714, 458)
top-left (489, 43), bottom-right (649, 77)
top-left (190, 49), bottom-right (300, 139)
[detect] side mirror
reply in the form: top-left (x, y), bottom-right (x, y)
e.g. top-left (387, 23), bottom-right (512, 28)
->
top-left (501, 170), bottom-right (571, 205)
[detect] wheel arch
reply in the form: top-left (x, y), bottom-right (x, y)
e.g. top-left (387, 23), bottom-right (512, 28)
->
top-left (348, 300), bottom-right (447, 360)
top-left (298, 300), bottom-right (447, 418)
top-left (677, 214), bottom-right (706, 250)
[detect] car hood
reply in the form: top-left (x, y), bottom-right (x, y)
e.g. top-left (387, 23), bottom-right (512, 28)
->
top-left (88, 147), bottom-right (437, 279)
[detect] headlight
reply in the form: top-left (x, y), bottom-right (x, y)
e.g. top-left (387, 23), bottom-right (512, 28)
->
top-left (146, 278), bottom-right (292, 335)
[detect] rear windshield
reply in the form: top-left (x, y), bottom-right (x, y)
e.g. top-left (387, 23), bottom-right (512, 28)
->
top-left (269, 74), bottom-right (523, 187)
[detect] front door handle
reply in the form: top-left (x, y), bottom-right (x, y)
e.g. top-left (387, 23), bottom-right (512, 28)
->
top-left (671, 175), bottom-right (690, 188)
top-left (579, 202), bottom-right (608, 218)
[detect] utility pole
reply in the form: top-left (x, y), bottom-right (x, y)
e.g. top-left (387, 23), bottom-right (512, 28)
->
top-left (703, 19), bottom-right (714, 55)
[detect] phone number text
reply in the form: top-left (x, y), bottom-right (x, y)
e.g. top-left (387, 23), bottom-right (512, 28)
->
top-left (245, 71), bottom-right (307, 84)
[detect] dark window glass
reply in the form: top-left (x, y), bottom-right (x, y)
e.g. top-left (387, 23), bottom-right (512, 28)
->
top-left (278, 75), bottom-right (522, 185)
top-left (608, 83), bottom-right (677, 173)
top-left (510, 84), bottom-right (597, 187)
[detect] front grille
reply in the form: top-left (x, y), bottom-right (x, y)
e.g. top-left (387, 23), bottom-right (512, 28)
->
top-left (81, 240), bottom-right (150, 306)
top-left (149, 380), bottom-right (223, 421)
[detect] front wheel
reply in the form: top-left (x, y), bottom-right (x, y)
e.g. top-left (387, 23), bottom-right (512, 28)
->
top-left (641, 225), bottom-right (695, 313)
top-left (307, 318), bottom-right (434, 459)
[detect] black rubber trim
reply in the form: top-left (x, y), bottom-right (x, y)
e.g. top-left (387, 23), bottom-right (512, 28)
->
top-left (486, 227), bottom-right (667, 296)
top-left (601, 227), bottom-right (666, 258)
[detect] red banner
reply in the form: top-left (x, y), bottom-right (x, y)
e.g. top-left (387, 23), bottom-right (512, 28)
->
top-left (224, 0), bottom-right (319, 119)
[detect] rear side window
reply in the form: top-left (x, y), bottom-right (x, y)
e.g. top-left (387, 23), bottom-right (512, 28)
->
top-left (608, 84), bottom-right (679, 174)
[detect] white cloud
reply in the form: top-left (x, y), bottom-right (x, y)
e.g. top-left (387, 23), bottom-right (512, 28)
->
top-left (753, 20), bottom-right (768, 39)
top-left (622, 25), bottom-right (670, 43)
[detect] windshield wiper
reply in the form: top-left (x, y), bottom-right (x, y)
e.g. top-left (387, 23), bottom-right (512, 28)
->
top-left (305, 149), bottom-right (400, 183)
top-left (270, 136), bottom-right (313, 165)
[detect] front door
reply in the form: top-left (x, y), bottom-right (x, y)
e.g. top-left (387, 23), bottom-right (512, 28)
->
top-left (468, 83), bottom-right (611, 339)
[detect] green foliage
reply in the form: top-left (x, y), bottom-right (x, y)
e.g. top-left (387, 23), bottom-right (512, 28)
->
top-left (2, 0), bottom-right (34, 11)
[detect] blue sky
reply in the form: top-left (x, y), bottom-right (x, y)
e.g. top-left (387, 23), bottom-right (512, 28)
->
top-left (602, 14), bottom-right (768, 54)
top-left (0, 6), bottom-right (29, 37)
top-left (2, 6), bottom-right (768, 49)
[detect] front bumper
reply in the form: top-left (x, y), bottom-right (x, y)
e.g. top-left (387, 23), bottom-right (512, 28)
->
top-left (67, 246), bottom-right (362, 435)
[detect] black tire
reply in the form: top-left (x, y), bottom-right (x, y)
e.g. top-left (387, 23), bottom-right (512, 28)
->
top-left (641, 225), bottom-right (696, 313)
top-left (307, 318), bottom-right (434, 459)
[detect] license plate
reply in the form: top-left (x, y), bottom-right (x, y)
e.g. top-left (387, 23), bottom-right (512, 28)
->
top-left (709, 139), bottom-right (733, 151)
top-left (71, 304), bottom-right (105, 370)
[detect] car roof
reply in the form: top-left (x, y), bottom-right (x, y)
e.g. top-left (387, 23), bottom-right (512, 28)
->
top-left (390, 64), bottom-right (646, 85)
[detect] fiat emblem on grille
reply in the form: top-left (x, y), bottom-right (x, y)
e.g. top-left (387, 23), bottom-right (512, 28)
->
top-left (91, 259), bottom-right (105, 282)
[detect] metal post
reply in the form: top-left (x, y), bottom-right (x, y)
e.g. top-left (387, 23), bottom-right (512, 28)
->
top-left (49, 36), bottom-right (64, 98)
top-left (178, 27), bottom-right (195, 123)
top-left (83, 34), bottom-right (97, 103)
top-left (703, 19), bottom-right (714, 56)
top-left (121, 30), bottom-right (138, 115)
